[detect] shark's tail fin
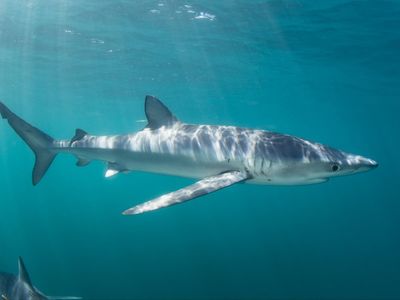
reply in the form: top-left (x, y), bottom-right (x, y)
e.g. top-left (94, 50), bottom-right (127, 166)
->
top-left (0, 102), bottom-right (57, 185)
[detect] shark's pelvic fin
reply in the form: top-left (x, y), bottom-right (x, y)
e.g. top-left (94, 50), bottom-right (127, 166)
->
top-left (123, 170), bottom-right (249, 215)
top-left (145, 95), bottom-right (178, 129)
top-left (0, 102), bottom-right (57, 185)
top-left (105, 162), bottom-right (126, 178)
top-left (105, 168), bottom-right (119, 178)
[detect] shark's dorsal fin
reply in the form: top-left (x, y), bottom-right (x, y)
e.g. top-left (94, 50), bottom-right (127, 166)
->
top-left (18, 257), bottom-right (33, 288)
top-left (145, 96), bottom-right (178, 129)
top-left (70, 129), bottom-right (87, 144)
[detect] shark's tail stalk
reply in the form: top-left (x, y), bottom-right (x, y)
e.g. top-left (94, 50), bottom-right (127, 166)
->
top-left (0, 102), bottom-right (57, 185)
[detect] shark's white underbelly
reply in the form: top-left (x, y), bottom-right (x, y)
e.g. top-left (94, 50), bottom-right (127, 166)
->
top-left (57, 128), bottom-right (322, 185)
top-left (66, 147), bottom-right (240, 179)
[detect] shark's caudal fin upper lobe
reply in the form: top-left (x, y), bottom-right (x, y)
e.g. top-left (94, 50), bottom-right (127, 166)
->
top-left (0, 102), bottom-right (57, 185)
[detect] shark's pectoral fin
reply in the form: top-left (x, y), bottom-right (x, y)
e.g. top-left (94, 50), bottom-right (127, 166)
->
top-left (1, 294), bottom-right (9, 300)
top-left (123, 170), bottom-right (250, 215)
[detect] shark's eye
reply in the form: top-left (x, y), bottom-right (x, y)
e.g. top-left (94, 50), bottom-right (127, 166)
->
top-left (331, 164), bottom-right (339, 172)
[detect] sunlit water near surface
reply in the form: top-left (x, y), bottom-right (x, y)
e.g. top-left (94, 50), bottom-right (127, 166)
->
top-left (0, 0), bottom-right (399, 299)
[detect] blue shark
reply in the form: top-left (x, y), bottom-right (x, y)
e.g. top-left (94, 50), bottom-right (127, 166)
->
top-left (0, 96), bottom-right (377, 215)
top-left (0, 257), bottom-right (80, 300)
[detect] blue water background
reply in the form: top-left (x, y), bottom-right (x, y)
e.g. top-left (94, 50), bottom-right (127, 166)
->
top-left (0, 0), bottom-right (399, 299)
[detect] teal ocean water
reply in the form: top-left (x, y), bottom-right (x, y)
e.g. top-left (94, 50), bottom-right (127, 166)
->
top-left (0, 0), bottom-right (399, 299)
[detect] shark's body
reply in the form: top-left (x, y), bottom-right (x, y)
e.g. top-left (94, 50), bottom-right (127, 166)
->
top-left (0, 257), bottom-right (80, 300)
top-left (0, 96), bottom-right (377, 214)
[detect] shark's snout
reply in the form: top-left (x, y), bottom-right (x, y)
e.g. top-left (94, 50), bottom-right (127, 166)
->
top-left (359, 157), bottom-right (378, 169)
top-left (368, 159), bottom-right (379, 169)
top-left (347, 155), bottom-right (378, 172)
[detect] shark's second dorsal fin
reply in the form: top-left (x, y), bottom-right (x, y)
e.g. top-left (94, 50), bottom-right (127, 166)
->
top-left (71, 129), bottom-right (87, 144)
top-left (145, 96), bottom-right (178, 129)
top-left (18, 257), bottom-right (33, 288)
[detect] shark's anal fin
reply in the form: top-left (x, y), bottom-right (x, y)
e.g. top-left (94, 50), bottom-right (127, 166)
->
top-left (76, 158), bottom-right (90, 167)
top-left (123, 170), bottom-right (249, 215)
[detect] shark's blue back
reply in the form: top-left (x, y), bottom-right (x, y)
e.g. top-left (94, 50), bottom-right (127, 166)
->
top-left (0, 272), bottom-right (17, 299)
top-left (0, 258), bottom-right (80, 300)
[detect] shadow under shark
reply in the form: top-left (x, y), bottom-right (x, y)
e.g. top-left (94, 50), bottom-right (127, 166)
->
top-left (0, 96), bottom-right (378, 215)
top-left (0, 257), bottom-right (80, 300)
